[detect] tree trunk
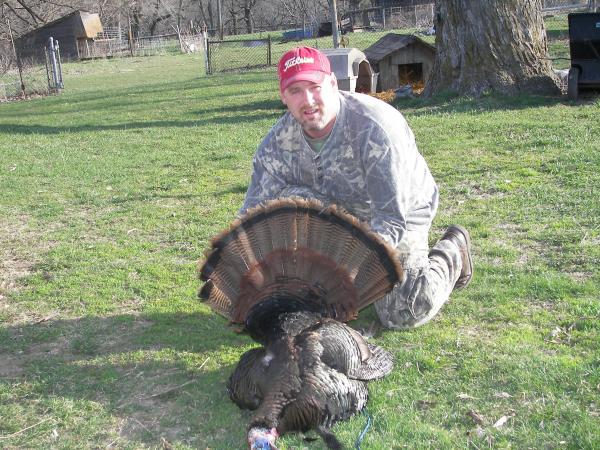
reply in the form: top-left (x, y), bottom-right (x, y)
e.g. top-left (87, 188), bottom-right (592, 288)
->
top-left (424, 0), bottom-right (560, 97)
top-left (244, 6), bottom-right (253, 33)
top-left (207, 1), bottom-right (214, 33)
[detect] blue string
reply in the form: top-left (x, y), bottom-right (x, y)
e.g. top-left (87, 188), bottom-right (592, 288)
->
top-left (355, 408), bottom-right (372, 450)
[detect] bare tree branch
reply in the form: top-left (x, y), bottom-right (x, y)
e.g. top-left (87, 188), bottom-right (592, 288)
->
top-left (14, 0), bottom-right (45, 25)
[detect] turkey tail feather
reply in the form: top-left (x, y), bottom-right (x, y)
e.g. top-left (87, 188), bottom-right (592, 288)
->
top-left (198, 198), bottom-right (403, 324)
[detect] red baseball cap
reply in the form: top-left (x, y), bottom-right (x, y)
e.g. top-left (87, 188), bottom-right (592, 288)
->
top-left (277, 47), bottom-right (332, 92)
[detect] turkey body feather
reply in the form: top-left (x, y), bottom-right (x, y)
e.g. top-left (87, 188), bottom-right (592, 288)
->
top-left (227, 309), bottom-right (393, 449)
top-left (198, 198), bottom-right (402, 449)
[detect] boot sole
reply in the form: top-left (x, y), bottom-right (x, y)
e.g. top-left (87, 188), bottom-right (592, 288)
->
top-left (450, 225), bottom-right (473, 290)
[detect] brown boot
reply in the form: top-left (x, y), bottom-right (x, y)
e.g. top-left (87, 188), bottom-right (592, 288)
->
top-left (441, 225), bottom-right (473, 290)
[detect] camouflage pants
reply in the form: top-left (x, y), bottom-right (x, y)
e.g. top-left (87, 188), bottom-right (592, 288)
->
top-left (272, 190), bottom-right (461, 329)
top-left (374, 230), bottom-right (462, 329)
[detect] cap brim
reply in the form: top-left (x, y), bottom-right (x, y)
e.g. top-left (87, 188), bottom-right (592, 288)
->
top-left (280, 71), bottom-right (327, 92)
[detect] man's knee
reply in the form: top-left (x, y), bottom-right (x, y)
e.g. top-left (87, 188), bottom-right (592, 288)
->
top-left (374, 297), bottom-right (438, 330)
top-left (373, 271), bottom-right (443, 330)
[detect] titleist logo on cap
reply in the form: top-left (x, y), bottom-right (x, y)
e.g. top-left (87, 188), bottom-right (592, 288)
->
top-left (277, 47), bottom-right (331, 92)
top-left (283, 56), bottom-right (315, 72)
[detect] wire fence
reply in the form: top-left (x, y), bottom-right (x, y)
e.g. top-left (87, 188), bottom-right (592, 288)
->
top-left (543, 0), bottom-right (594, 11)
top-left (206, 1), bottom-right (593, 75)
top-left (0, 41), bottom-right (62, 101)
top-left (77, 31), bottom-right (206, 59)
top-left (206, 4), bottom-right (436, 74)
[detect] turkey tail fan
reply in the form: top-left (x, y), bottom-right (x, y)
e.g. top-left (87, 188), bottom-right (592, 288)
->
top-left (198, 198), bottom-right (403, 324)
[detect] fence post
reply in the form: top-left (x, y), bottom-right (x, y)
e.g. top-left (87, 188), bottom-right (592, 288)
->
top-left (55, 41), bottom-right (63, 88)
top-left (267, 35), bottom-right (272, 66)
top-left (207, 41), bottom-right (212, 75)
top-left (202, 28), bottom-right (209, 75)
top-left (46, 37), bottom-right (63, 91)
top-left (382, 8), bottom-right (386, 29)
top-left (330, 0), bottom-right (340, 48)
top-left (5, 16), bottom-right (25, 97)
top-left (217, 0), bottom-right (223, 40)
top-left (128, 17), bottom-right (135, 57)
top-left (45, 45), bottom-right (52, 88)
top-left (431, 3), bottom-right (435, 26)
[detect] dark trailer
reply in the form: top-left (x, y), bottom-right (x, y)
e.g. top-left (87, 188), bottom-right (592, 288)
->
top-left (567, 12), bottom-right (600, 99)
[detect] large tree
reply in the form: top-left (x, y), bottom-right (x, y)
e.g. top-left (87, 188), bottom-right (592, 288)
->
top-left (424, 0), bottom-right (560, 97)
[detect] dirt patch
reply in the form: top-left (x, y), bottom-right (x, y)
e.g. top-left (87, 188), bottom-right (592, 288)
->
top-left (0, 92), bottom-right (51, 104)
top-left (0, 213), bottom-right (59, 323)
top-left (0, 215), bottom-right (34, 291)
top-left (0, 354), bottom-right (25, 378)
top-left (0, 215), bottom-right (38, 301)
top-left (566, 271), bottom-right (592, 282)
top-left (0, 334), bottom-right (73, 378)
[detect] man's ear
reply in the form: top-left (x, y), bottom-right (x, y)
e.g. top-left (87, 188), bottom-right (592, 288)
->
top-left (330, 73), bottom-right (338, 88)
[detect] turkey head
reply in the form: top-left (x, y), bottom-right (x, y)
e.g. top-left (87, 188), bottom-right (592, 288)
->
top-left (227, 303), bottom-right (394, 450)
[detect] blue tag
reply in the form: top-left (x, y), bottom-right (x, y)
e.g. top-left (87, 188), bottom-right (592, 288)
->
top-left (596, 22), bottom-right (600, 28)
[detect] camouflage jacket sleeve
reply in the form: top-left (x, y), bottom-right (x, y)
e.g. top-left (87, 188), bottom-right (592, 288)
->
top-left (240, 123), bottom-right (327, 214)
top-left (240, 139), bottom-right (287, 214)
top-left (361, 116), bottom-right (437, 246)
top-left (333, 93), bottom-right (438, 247)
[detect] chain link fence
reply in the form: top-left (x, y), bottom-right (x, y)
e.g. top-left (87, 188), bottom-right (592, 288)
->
top-left (0, 39), bottom-right (63, 101)
top-left (206, 4), bottom-right (436, 74)
top-left (206, 1), bottom-right (597, 76)
top-left (543, 0), bottom-right (595, 11)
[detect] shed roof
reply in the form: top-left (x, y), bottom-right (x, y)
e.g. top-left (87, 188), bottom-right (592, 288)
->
top-left (18, 10), bottom-right (103, 39)
top-left (364, 34), bottom-right (435, 64)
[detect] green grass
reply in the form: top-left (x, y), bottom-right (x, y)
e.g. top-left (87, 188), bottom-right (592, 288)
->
top-left (1, 48), bottom-right (599, 449)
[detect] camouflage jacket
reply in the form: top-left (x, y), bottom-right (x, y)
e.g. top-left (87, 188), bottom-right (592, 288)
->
top-left (241, 91), bottom-right (439, 247)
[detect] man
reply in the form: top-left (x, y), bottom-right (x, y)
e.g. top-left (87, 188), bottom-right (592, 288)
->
top-left (240, 46), bottom-right (473, 329)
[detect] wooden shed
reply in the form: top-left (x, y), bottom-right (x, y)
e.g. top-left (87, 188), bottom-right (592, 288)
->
top-left (364, 33), bottom-right (435, 92)
top-left (17, 10), bottom-right (103, 61)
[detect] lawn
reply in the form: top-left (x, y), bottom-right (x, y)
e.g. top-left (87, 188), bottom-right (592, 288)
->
top-left (1, 49), bottom-right (599, 449)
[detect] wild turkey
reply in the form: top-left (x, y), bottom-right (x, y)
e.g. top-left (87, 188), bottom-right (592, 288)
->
top-left (198, 198), bottom-right (403, 449)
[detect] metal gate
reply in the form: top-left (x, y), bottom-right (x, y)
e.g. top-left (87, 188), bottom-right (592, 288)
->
top-left (45, 37), bottom-right (64, 91)
top-left (206, 36), bottom-right (273, 74)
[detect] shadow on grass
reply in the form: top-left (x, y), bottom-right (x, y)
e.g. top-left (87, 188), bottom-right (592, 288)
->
top-left (0, 111), bottom-right (280, 135)
top-left (195, 98), bottom-right (285, 115)
top-left (108, 191), bottom-right (204, 205)
top-left (0, 311), bottom-right (254, 448)
top-left (4, 91), bottom-right (587, 136)
top-left (0, 87), bottom-right (284, 135)
top-left (0, 74), bottom-right (279, 119)
top-left (217, 183), bottom-right (249, 195)
top-left (395, 91), bottom-right (575, 116)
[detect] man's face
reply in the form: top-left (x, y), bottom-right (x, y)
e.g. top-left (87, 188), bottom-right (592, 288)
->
top-left (280, 74), bottom-right (339, 139)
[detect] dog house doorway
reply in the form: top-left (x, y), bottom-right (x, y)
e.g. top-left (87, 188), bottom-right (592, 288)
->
top-left (398, 62), bottom-right (424, 89)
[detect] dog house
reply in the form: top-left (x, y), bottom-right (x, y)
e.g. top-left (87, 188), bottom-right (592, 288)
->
top-left (364, 34), bottom-right (435, 92)
top-left (321, 48), bottom-right (378, 93)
